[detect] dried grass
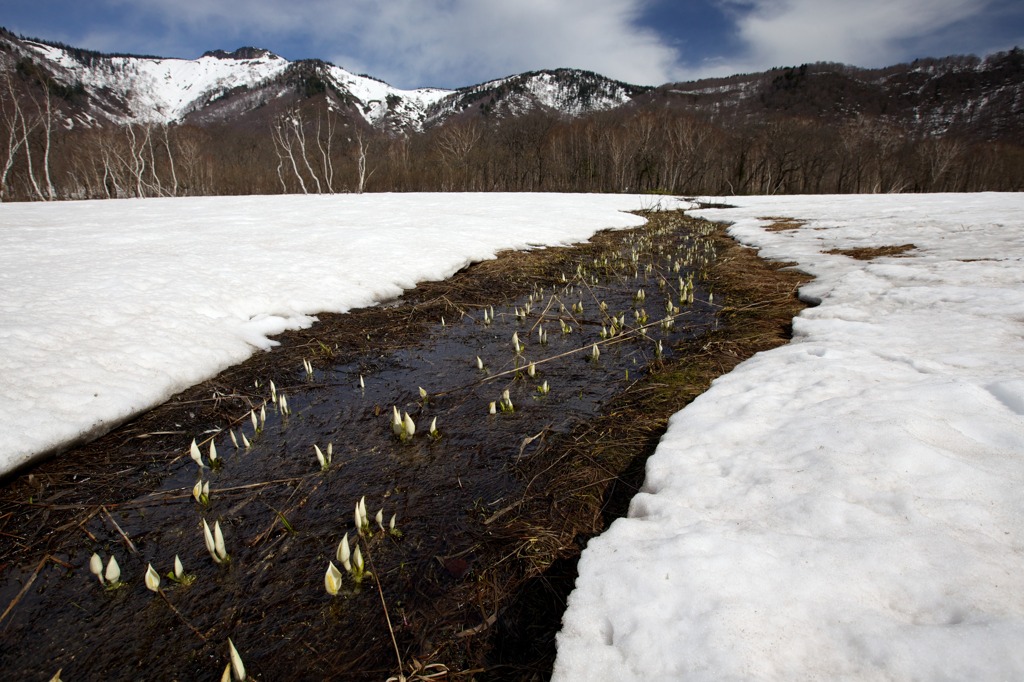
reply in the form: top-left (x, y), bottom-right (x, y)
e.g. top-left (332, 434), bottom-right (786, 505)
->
top-left (825, 243), bottom-right (916, 260)
top-left (760, 216), bottom-right (807, 231)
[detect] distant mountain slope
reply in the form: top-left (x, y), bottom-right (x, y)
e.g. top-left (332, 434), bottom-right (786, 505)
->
top-left (639, 51), bottom-right (1024, 140)
top-left (0, 29), bottom-right (652, 132)
top-left (426, 68), bottom-right (651, 123)
top-left (2, 32), bottom-right (453, 131)
top-left (2, 27), bottom-right (1020, 141)
top-left (21, 40), bottom-right (291, 124)
top-left (1, 26), bottom-right (1021, 201)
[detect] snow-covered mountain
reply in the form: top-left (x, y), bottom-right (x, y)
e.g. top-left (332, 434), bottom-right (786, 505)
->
top-left (4, 35), bottom-right (455, 131)
top-left (2, 27), bottom-right (1020, 141)
top-left (0, 30), bottom-right (647, 131)
top-left (635, 52), bottom-right (1024, 140)
top-left (20, 41), bottom-right (291, 124)
top-left (426, 68), bottom-right (650, 123)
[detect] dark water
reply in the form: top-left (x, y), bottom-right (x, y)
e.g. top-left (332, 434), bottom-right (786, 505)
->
top-left (0, 219), bottom-right (719, 681)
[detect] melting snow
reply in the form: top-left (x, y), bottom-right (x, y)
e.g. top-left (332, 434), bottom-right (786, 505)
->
top-left (553, 193), bottom-right (1024, 681)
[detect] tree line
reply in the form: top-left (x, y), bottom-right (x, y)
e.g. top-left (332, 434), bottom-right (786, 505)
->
top-left (2, 72), bottom-right (1022, 202)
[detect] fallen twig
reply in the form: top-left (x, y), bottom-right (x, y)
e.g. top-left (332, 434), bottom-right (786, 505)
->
top-left (0, 554), bottom-right (50, 627)
top-left (101, 506), bottom-right (137, 554)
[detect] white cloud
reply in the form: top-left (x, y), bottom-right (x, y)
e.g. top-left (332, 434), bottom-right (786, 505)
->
top-left (703, 0), bottom-right (993, 74)
top-left (58, 0), bottom-right (1015, 88)
top-left (105, 0), bottom-right (684, 87)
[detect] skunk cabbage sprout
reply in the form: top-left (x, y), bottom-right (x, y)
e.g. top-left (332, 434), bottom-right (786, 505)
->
top-left (314, 444), bottom-right (331, 471)
top-left (89, 552), bottom-right (104, 584)
top-left (391, 406), bottom-right (403, 437)
top-left (105, 556), bottom-right (121, 585)
top-left (337, 532), bottom-right (352, 571)
top-left (202, 519), bottom-right (230, 564)
top-left (325, 561), bottom-right (343, 596)
top-left (145, 564), bottom-right (161, 593)
top-left (402, 412), bottom-right (416, 441)
top-left (189, 439), bottom-right (205, 468)
top-left (228, 638), bottom-right (246, 681)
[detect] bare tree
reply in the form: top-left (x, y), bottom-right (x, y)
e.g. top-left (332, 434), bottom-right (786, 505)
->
top-left (294, 114), bottom-right (322, 194)
top-left (355, 129), bottom-right (374, 194)
top-left (316, 110), bottom-right (336, 193)
top-left (176, 127), bottom-right (211, 196)
top-left (271, 109), bottom-right (338, 194)
top-left (37, 85), bottom-right (55, 200)
top-left (435, 120), bottom-right (481, 190)
top-left (161, 124), bottom-right (178, 196)
top-left (271, 113), bottom-right (309, 194)
top-left (0, 70), bottom-right (28, 201)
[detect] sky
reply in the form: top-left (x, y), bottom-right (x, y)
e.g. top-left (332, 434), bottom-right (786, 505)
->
top-left (3, 0), bottom-right (1023, 90)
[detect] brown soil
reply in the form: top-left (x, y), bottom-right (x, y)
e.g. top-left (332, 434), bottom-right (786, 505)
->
top-left (825, 243), bottom-right (916, 260)
top-left (759, 216), bottom-right (807, 231)
top-left (0, 210), bottom-right (811, 681)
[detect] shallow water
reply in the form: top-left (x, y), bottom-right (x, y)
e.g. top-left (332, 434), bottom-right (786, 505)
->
top-left (0, 219), bottom-right (719, 681)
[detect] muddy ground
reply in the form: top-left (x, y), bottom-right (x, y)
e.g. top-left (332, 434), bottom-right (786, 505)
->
top-left (0, 210), bottom-right (810, 681)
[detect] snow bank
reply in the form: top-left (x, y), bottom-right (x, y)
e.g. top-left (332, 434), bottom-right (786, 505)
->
top-left (553, 193), bottom-right (1024, 680)
top-left (0, 192), bottom-right (674, 476)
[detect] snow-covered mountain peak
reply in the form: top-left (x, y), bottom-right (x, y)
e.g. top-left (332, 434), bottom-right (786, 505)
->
top-left (426, 68), bottom-right (650, 122)
top-left (322, 63), bottom-right (452, 127)
top-left (200, 47), bottom-right (282, 61)
top-left (19, 39), bottom-right (290, 123)
top-left (7, 33), bottom-right (455, 129)
top-left (3, 30), bottom-right (661, 131)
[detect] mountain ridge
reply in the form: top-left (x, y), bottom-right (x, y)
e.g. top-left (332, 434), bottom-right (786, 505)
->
top-left (2, 26), bottom-right (1022, 201)
top-left (2, 29), bottom-right (644, 131)
top-left (2, 26), bottom-right (1021, 141)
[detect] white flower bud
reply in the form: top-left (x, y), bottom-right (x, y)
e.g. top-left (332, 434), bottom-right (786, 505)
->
top-left (228, 638), bottom-right (246, 681)
top-left (325, 561), bottom-right (343, 596)
top-left (145, 563), bottom-right (161, 592)
top-left (89, 552), bottom-right (104, 584)
top-left (189, 439), bottom-right (204, 468)
top-left (104, 555), bottom-right (120, 585)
